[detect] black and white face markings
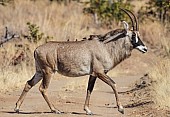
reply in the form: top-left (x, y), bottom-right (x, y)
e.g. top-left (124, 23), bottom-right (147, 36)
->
top-left (131, 31), bottom-right (147, 53)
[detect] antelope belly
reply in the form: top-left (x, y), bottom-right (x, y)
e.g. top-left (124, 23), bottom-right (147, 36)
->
top-left (57, 61), bottom-right (91, 77)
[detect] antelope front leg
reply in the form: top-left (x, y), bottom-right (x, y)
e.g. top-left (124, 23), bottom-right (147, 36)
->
top-left (84, 75), bottom-right (97, 115)
top-left (97, 72), bottom-right (124, 114)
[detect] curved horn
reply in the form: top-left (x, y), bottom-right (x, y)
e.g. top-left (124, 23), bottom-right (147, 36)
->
top-left (120, 8), bottom-right (135, 30)
top-left (125, 9), bottom-right (139, 31)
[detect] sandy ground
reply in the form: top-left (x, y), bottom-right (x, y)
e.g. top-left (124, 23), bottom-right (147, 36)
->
top-left (0, 75), bottom-right (144, 117)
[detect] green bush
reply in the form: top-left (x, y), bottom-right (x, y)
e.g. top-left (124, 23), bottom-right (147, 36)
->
top-left (27, 22), bottom-right (44, 43)
top-left (26, 22), bottom-right (53, 43)
top-left (139, 0), bottom-right (170, 24)
top-left (83, 0), bottom-right (133, 26)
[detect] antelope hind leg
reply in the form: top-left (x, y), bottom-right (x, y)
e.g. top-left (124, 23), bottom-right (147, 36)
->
top-left (14, 72), bottom-right (43, 113)
top-left (39, 70), bottom-right (61, 114)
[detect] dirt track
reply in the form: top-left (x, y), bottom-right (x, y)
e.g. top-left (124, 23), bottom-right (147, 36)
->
top-left (0, 74), bottom-right (144, 117)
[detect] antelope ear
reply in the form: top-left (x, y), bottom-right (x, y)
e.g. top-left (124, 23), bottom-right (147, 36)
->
top-left (122, 21), bottom-right (129, 31)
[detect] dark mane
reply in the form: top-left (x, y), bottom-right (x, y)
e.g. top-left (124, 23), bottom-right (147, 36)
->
top-left (81, 29), bottom-right (126, 42)
top-left (102, 29), bottom-right (126, 41)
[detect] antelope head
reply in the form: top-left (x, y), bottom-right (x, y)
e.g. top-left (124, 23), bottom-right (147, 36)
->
top-left (121, 9), bottom-right (147, 53)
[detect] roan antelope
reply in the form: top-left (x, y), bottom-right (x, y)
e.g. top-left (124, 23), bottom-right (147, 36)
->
top-left (14, 9), bottom-right (147, 115)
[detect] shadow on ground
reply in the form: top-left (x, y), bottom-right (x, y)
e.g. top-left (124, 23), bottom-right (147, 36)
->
top-left (1, 111), bottom-right (101, 116)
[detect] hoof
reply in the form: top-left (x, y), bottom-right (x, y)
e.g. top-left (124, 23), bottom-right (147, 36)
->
top-left (84, 108), bottom-right (93, 115)
top-left (51, 110), bottom-right (62, 114)
top-left (86, 111), bottom-right (93, 115)
top-left (14, 108), bottom-right (19, 114)
top-left (118, 105), bottom-right (124, 114)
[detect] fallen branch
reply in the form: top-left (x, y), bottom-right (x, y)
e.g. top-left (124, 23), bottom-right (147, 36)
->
top-left (0, 27), bottom-right (20, 46)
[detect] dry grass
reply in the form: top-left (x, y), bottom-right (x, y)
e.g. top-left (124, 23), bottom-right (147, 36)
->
top-left (0, 41), bottom-right (35, 93)
top-left (0, 64), bottom-right (33, 93)
top-left (140, 20), bottom-right (170, 59)
top-left (140, 21), bottom-right (165, 48)
top-left (0, 0), bottom-right (99, 41)
top-left (138, 11), bottom-right (170, 109)
top-left (143, 20), bottom-right (170, 109)
top-left (149, 59), bottom-right (170, 109)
